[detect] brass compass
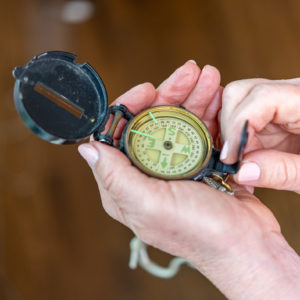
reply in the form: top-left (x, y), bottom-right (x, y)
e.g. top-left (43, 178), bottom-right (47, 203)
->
top-left (123, 106), bottom-right (212, 180)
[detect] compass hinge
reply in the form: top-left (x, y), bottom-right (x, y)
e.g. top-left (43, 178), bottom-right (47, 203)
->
top-left (208, 149), bottom-right (239, 175)
top-left (94, 104), bottom-right (134, 146)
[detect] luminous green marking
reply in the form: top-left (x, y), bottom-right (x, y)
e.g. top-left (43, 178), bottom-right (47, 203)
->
top-left (131, 129), bottom-right (156, 139)
top-left (181, 145), bottom-right (190, 153)
top-left (147, 137), bottom-right (156, 148)
top-left (168, 127), bottom-right (175, 136)
top-left (149, 111), bottom-right (158, 124)
top-left (161, 157), bottom-right (168, 168)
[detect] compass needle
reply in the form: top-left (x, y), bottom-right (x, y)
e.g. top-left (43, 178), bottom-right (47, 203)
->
top-left (149, 111), bottom-right (158, 124)
top-left (130, 129), bottom-right (157, 139)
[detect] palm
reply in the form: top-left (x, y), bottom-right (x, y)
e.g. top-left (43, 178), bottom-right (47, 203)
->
top-left (149, 179), bottom-right (280, 257)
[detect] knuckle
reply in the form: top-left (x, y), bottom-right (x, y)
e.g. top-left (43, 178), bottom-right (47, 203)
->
top-left (250, 83), bottom-right (273, 99)
top-left (223, 81), bottom-right (241, 102)
top-left (292, 82), bottom-right (300, 91)
top-left (141, 82), bottom-right (155, 94)
top-left (284, 82), bottom-right (300, 94)
top-left (277, 158), bottom-right (291, 188)
top-left (101, 168), bottom-right (118, 194)
top-left (274, 156), bottom-right (299, 191)
top-left (285, 158), bottom-right (300, 191)
top-left (294, 84), bottom-right (300, 95)
top-left (281, 121), bottom-right (300, 134)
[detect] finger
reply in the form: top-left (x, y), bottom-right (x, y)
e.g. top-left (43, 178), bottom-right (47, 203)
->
top-left (233, 149), bottom-right (300, 193)
top-left (78, 142), bottom-right (133, 225)
top-left (221, 78), bottom-right (300, 129)
top-left (153, 60), bottom-right (201, 106)
top-left (220, 82), bottom-right (300, 164)
top-left (108, 83), bottom-right (157, 140)
top-left (221, 79), bottom-right (270, 123)
top-left (201, 86), bottom-right (223, 140)
top-left (112, 82), bottom-right (156, 114)
top-left (91, 141), bottom-right (152, 202)
top-left (183, 65), bottom-right (221, 119)
top-left (219, 79), bottom-right (270, 164)
top-left (78, 141), bottom-right (159, 227)
top-left (203, 86), bottom-right (223, 122)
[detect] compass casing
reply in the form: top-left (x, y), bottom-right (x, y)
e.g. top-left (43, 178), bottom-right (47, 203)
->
top-left (13, 51), bottom-right (108, 144)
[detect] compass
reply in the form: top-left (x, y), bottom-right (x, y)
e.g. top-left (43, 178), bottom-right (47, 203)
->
top-left (123, 106), bottom-right (212, 180)
top-left (12, 51), bottom-right (248, 185)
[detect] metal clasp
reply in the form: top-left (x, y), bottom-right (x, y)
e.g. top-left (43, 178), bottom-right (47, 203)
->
top-left (203, 173), bottom-right (234, 195)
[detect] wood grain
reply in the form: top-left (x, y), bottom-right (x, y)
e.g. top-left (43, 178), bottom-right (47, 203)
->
top-left (1, 0), bottom-right (300, 299)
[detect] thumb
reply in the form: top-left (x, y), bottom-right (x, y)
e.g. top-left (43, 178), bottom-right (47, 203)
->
top-left (78, 141), bottom-right (152, 200)
top-left (78, 141), bottom-right (149, 198)
top-left (234, 149), bottom-right (300, 193)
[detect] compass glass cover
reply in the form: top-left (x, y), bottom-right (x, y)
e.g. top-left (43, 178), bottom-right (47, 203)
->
top-left (124, 106), bottom-right (212, 180)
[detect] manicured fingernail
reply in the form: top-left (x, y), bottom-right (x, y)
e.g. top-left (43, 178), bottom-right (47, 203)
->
top-left (237, 162), bottom-right (261, 182)
top-left (188, 59), bottom-right (197, 64)
top-left (78, 144), bottom-right (99, 168)
top-left (220, 141), bottom-right (229, 160)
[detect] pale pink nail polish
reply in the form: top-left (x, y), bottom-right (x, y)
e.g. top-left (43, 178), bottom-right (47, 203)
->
top-left (220, 141), bottom-right (229, 160)
top-left (78, 144), bottom-right (99, 168)
top-left (237, 163), bottom-right (261, 182)
top-left (188, 59), bottom-right (197, 64)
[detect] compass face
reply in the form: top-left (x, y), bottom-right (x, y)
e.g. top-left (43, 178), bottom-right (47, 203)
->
top-left (124, 106), bottom-right (212, 180)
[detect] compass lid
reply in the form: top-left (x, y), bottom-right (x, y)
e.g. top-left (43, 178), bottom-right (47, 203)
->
top-left (13, 51), bottom-right (108, 144)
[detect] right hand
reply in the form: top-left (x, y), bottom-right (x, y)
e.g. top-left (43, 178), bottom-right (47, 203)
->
top-left (220, 78), bottom-right (300, 193)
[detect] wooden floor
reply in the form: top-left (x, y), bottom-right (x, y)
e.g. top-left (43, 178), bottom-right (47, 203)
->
top-left (1, 0), bottom-right (300, 299)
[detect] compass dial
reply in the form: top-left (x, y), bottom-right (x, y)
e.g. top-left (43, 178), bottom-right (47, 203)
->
top-left (124, 106), bottom-right (212, 180)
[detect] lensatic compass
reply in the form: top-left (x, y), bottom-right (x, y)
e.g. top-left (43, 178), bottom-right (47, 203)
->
top-left (13, 51), bottom-right (248, 278)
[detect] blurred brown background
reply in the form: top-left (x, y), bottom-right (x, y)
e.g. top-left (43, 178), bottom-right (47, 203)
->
top-left (1, 0), bottom-right (300, 299)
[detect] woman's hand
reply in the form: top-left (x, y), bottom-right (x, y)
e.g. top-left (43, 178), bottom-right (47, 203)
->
top-left (78, 63), bottom-right (300, 299)
top-left (220, 79), bottom-right (300, 193)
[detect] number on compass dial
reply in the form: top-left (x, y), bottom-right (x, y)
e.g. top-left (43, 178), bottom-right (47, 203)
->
top-left (125, 106), bottom-right (212, 180)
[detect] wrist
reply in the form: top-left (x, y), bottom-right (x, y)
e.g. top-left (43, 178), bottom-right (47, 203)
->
top-left (193, 231), bottom-right (300, 299)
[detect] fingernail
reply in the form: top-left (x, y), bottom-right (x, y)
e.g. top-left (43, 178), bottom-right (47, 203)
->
top-left (220, 141), bottom-right (229, 160)
top-left (78, 144), bottom-right (99, 168)
top-left (188, 59), bottom-right (197, 64)
top-left (237, 162), bottom-right (261, 182)
top-left (202, 64), bottom-right (215, 73)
